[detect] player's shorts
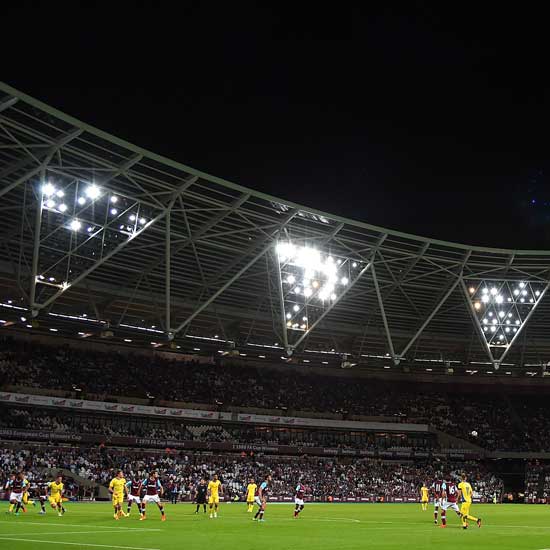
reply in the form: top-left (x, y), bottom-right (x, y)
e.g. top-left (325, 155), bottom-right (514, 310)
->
top-left (208, 495), bottom-right (220, 505)
top-left (112, 494), bottom-right (124, 506)
top-left (9, 492), bottom-right (23, 503)
top-left (295, 498), bottom-right (305, 506)
top-left (441, 501), bottom-right (460, 512)
top-left (460, 502), bottom-right (471, 516)
top-left (128, 494), bottom-right (142, 504)
top-left (48, 495), bottom-right (62, 505)
top-left (433, 497), bottom-right (441, 507)
top-left (143, 494), bottom-right (161, 505)
top-left (254, 496), bottom-right (265, 507)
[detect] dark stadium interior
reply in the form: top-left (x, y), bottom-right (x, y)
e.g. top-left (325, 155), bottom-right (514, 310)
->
top-left (3, 12), bottom-right (550, 533)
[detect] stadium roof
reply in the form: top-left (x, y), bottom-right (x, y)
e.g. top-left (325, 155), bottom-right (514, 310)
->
top-left (1, 80), bottom-right (550, 376)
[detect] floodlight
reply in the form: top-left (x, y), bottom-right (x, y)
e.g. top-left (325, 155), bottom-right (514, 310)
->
top-left (482, 318), bottom-right (488, 324)
top-left (87, 226), bottom-right (94, 232)
top-left (56, 190), bottom-right (64, 198)
top-left (77, 197), bottom-right (86, 205)
top-left (294, 287), bottom-right (301, 294)
top-left (341, 277), bottom-right (349, 285)
top-left (481, 295), bottom-right (489, 304)
top-left (304, 288), bottom-right (312, 297)
top-left (69, 219), bottom-right (82, 231)
top-left (505, 327), bottom-right (510, 333)
top-left (139, 217), bottom-right (147, 225)
top-left (513, 289), bottom-right (519, 296)
top-left (85, 184), bottom-right (101, 199)
top-left (474, 302), bottom-right (481, 310)
top-left (286, 275), bottom-right (296, 284)
top-left (110, 208), bottom-right (118, 215)
top-left (330, 293), bottom-right (337, 300)
top-left (498, 311), bottom-right (505, 318)
top-left (352, 262), bottom-right (357, 268)
top-left (519, 282), bottom-right (526, 288)
top-left (490, 326), bottom-right (496, 332)
top-left (293, 305), bottom-right (299, 312)
top-left (515, 320), bottom-right (520, 325)
top-left (42, 182), bottom-right (56, 196)
top-left (45, 199), bottom-right (55, 209)
top-left (129, 214), bottom-right (136, 222)
top-left (521, 289), bottom-right (527, 296)
top-left (496, 295), bottom-right (503, 304)
top-left (482, 287), bottom-right (489, 294)
top-left (469, 287), bottom-right (475, 294)
top-left (58, 203), bottom-right (68, 212)
top-left (488, 312), bottom-right (493, 317)
top-left (536, 290), bottom-right (541, 296)
top-left (110, 196), bottom-right (118, 203)
top-left (490, 287), bottom-right (498, 296)
top-left (302, 316), bottom-right (308, 321)
top-left (286, 313), bottom-right (291, 319)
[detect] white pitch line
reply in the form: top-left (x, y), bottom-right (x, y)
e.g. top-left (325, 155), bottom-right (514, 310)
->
top-left (0, 530), bottom-right (112, 537)
top-left (0, 537), bottom-right (160, 550)
top-left (0, 520), bottom-right (161, 531)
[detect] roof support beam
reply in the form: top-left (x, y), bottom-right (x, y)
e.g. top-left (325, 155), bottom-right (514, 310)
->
top-left (171, 210), bottom-right (297, 337)
top-left (371, 261), bottom-right (397, 363)
top-left (0, 128), bottom-right (83, 198)
top-left (289, 261), bottom-right (372, 351)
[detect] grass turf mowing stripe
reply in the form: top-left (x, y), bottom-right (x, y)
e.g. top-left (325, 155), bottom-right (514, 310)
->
top-left (0, 538), bottom-right (160, 550)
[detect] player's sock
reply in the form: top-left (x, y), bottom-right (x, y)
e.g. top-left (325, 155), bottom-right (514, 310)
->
top-left (40, 501), bottom-right (46, 513)
top-left (466, 514), bottom-right (478, 522)
top-left (203, 504), bottom-right (206, 513)
top-left (254, 509), bottom-right (260, 519)
top-left (14, 502), bottom-right (22, 514)
top-left (434, 509), bottom-right (438, 523)
top-left (441, 511), bottom-right (446, 526)
top-left (8, 504), bottom-right (14, 513)
top-left (127, 504), bottom-right (131, 515)
top-left (158, 505), bottom-right (165, 517)
top-left (195, 504), bottom-right (199, 513)
top-left (259, 510), bottom-right (264, 521)
top-left (294, 505), bottom-right (299, 517)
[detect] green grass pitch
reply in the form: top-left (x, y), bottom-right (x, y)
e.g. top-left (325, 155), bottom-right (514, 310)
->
top-left (0, 502), bottom-right (548, 550)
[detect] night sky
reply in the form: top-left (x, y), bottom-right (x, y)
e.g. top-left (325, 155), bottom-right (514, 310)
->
top-left (6, 6), bottom-right (550, 249)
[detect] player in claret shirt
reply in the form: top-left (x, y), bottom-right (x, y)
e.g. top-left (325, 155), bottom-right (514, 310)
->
top-left (125, 477), bottom-right (144, 518)
top-left (293, 480), bottom-right (306, 518)
top-left (253, 474), bottom-right (271, 522)
top-left (439, 477), bottom-right (462, 528)
top-left (430, 478), bottom-right (443, 524)
top-left (141, 472), bottom-right (166, 522)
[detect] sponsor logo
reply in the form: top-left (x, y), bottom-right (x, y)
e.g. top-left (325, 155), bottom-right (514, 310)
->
top-left (200, 412), bottom-right (214, 418)
top-left (268, 417), bottom-right (281, 423)
top-left (121, 406), bottom-right (135, 413)
top-left (154, 409), bottom-right (167, 415)
top-left (0, 393), bottom-right (12, 401)
top-left (14, 396), bottom-right (30, 403)
top-left (104, 404), bottom-right (118, 411)
top-left (69, 401), bottom-right (84, 408)
top-left (52, 400), bottom-right (66, 406)
top-left (169, 409), bottom-right (183, 416)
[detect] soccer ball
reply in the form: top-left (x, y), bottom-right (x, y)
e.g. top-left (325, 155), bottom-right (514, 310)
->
top-left (471, 430), bottom-right (478, 437)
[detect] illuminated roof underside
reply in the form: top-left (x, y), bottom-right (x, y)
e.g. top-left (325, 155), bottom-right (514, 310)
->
top-left (1, 80), bottom-right (550, 373)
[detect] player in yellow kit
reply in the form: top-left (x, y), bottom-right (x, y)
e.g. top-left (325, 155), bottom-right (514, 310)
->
top-left (48, 474), bottom-right (66, 517)
top-left (245, 478), bottom-right (257, 513)
top-left (420, 482), bottom-right (429, 511)
top-left (109, 470), bottom-right (129, 520)
top-left (457, 474), bottom-right (482, 529)
top-left (207, 474), bottom-right (223, 519)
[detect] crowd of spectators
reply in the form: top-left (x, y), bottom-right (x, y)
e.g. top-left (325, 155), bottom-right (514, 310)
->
top-left (0, 407), bottom-right (437, 452)
top-left (0, 446), bottom-right (503, 502)
top-left (0, 336), bottom-right (546, 451)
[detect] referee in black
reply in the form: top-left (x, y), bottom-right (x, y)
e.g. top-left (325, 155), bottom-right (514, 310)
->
top-left (194, 478), bottom-right (208, 514)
